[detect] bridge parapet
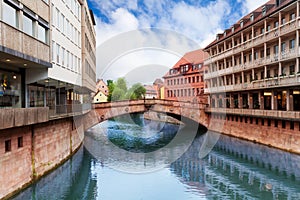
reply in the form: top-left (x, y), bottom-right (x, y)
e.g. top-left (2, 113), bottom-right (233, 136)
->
top-left (94, 99), bottom-right (209, 127)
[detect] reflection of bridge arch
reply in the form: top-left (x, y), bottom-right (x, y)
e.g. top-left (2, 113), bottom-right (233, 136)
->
top-left (94, 99), bottom-right (209, 128)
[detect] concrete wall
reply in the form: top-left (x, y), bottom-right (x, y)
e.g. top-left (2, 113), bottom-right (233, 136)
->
top-left (0, 110), bottom-right (98, 200)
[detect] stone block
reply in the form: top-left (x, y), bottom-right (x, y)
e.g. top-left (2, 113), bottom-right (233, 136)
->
top-left (14, 108), bottom-right (25, 127)
top-left (37, 107), bottom-right (49, 123)
top-left (2, 109), bottom-right (14, 129)
top-left (26, 108), bottom-right (38, 125)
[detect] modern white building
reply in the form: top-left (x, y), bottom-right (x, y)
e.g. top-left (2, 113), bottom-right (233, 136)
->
top-left (23, 0), bottom-right (96, 114)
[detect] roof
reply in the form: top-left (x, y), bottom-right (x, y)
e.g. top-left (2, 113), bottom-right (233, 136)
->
top-left (153, 78), bottom-right (163, 85)
top-left (163, 49), bottom-right (208, 78)
top-left (172, 49), bottom-right (208, 68)
top-left (204, 0), bottom-right (295, 50)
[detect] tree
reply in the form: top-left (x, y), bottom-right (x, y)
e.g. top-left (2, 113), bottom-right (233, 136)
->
top-left (107, 77), bottom-right (145, 101)
top-left (126, 83), bottom-right (146, 100)
top-left (115, 78), bottom-right (127, 92)
top-left (107, 80), bottom-right (115, 102)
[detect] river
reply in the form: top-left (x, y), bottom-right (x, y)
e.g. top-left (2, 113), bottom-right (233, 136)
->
top-left (11, 114), bottom-right (300, 200)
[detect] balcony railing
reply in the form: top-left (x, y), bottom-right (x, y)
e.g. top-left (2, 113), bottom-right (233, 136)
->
top-left (49, 103), bottom-right (92, 118)
top-left (205, 17), bottom-right (299, 65)
top-left (205, 107), bottom-right (300, 121)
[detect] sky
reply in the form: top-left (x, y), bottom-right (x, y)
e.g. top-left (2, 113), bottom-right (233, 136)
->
top-left (87, 0), bottom-right (269, 85)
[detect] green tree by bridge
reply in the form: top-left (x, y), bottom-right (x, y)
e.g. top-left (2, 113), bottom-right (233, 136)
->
top-left (107, 78), bottom-right (146, 101)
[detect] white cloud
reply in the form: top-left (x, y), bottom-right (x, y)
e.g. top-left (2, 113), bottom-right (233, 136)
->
top-left (95, 8), bottom-right (139, 44)
top-left (92, 0), bottom-right (270, 82)
top-left (241, 0), bottom-right (269, 14)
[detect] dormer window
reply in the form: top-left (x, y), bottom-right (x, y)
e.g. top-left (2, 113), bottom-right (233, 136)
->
top-left (250, 14), bottom-right (254, 22)
top-left (231, 26), bottom-right (234, 33)
top-left (262, 6), bottom-right (266, 16)
top-left (224, 31), bottom-right (226, 37)
top-left (216, 35), bottom-right (219, 41)
top-left (240, 20), bottom-right (244, 28)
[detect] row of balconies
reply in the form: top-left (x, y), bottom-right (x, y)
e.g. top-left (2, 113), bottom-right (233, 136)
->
top-left (204, 74), bottom-right (300, 93)
top-left (204, 18), bottom-right (299, 65)
top-left (205, 107), bottom-right (300, 121)
top-left (205, 47), bottom-right (299, 79)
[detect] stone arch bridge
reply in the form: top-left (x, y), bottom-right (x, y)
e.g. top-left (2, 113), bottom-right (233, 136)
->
top-left (94, 99), bottom-right (210, 128)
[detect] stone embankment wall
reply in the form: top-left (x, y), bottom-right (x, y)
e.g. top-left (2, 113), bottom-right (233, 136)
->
top-left (207, 115), bottom-right (300, 155)
top-left (0, 109), bottom-right (99, 200)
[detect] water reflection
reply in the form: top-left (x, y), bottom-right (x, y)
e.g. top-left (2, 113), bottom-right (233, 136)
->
top-left (11, 116), bottom-right (300, 200)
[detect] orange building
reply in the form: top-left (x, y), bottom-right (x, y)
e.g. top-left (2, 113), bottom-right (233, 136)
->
top-left (163, 49), bottom-right (208, 103)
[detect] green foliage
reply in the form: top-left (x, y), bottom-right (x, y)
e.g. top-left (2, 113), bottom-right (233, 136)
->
top-left (125, 83), bottom-right (146, 100)
top-left (107, 78), bottom-right (146, 101)
top-left (107, 80), bottom-right (115, 102)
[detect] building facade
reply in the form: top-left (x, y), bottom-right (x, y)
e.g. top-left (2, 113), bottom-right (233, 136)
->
top-left (0, 0), bottom-right (51, 108)
top-left (93, 79), bottom-right (108, 103)
top-left (204, 0), bottom-right (300, 130)
top-left (0, 0), bottom-right (96, 114)
top-left (81, 0), bottom-right (96, 101)
top-left (163, 49), bottom-right (208, 103)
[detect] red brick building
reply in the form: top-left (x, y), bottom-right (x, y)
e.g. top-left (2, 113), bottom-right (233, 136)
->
top-left (163, 49), bottom-right (208, 103)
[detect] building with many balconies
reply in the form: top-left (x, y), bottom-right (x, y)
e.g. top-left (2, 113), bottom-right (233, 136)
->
top-left (163, 49), bottom-right (208, 103)
top-left (204, 0), bottom-right (300, 113)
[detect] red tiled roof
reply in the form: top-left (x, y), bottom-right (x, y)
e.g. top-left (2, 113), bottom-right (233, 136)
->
top-left (204, 0), bottom-right (294, 50)
top-left (172, 49), bottom-right (208, 68)
top-left (163, 49), bottom-right (208, 78)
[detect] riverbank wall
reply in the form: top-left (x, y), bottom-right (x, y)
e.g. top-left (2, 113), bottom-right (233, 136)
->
top-left (207, 114), bottom-right (300, 155)
top-left (0, 108), bottom-right (99, 200)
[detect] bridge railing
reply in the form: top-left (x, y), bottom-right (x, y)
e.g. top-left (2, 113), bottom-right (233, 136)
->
top-left (94, 99), bottom-right (207, 109)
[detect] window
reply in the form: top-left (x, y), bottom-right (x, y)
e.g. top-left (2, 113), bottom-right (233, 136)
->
top-left (290, 121), bottom-right (294, 130)
top-left (18, 137), bottom-right (23, 148)
top-left (282, 120), bottom-right (286, 128)
top-left (290, 39), bottom-right (295, 49)
top-left (274, 21), bottom-right (279, 28)
top-left (5, 139), bottom-right (11, 152)
top-left (56, 8), bottom-right (60, 29)
top-left (281, 42), bottom-right (286, 53)
top-left (66, 51), bottom-right (69, 68)
top-left (262, 7), bottom-right (266, 16)
top-left (281, 17), bottom-right (286, 25)
top-left (62, 47), bottom-right (65, 66)
top-left (274, 45), bottom-right (279, 55)
top-left (57, 44), bottom-right (60, 63)
top-left (250, 14), bottom-right (254, 22)
top-left (267, 24), bottom-right (271, 32)
top-left (61, 14), bottom-right (65, 33)
top-left (240, 20), bottom-right (244, 28)
top-left (290, 13), bottom-right (296, 21)
top-left (290, 65), bottom-right (295, 75)
top-left (3, 1), bottom-right (18, 27)
top-left (52, 41), bottom-right (55, 61)
top-left (23, 14), bottom-right (34, 36)
top-left (261, 27), bottom-right (264, 34)
top-left (38, 24), bottom-right (47, 43)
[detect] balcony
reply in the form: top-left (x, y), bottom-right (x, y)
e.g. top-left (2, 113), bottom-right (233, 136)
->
top-left (49, 103), bottom-right (92, 119)
top-left (280, 19), bottom-right (297, 35)
top-left (206, 17), bottom-right (300, 65)
top-left (205, 107), bottom-right (300, 121)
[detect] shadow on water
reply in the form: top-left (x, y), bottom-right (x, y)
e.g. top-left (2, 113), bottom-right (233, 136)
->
top-left (104, 113), bottom-right (206, 153)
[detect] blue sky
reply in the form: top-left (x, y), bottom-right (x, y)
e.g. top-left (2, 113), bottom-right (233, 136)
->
top-left (87, 0), bottom-right (269, 83)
